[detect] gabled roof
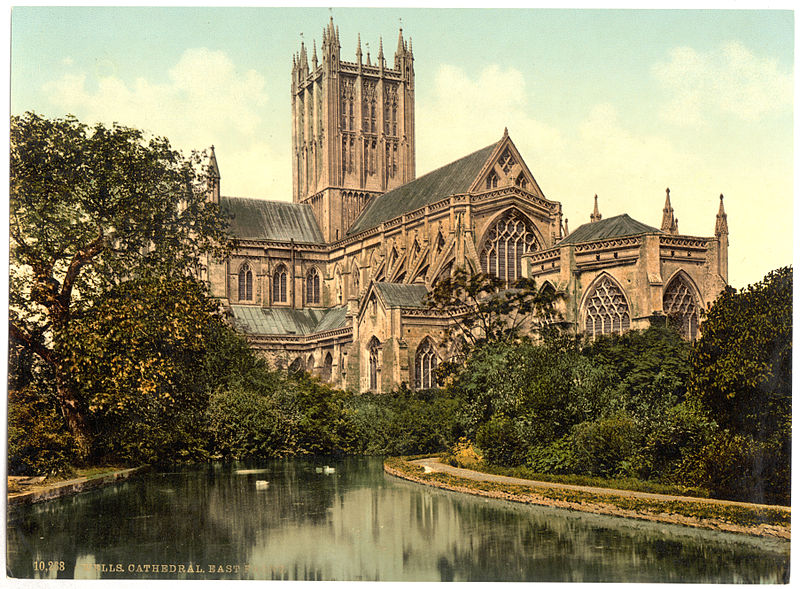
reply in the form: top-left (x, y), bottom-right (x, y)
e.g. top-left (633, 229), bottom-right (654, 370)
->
top-left (230, 305), bottom-right (347, 336)
top-left (558, 214), bottom-right (661, 245)
top-left (347, 141), bottom-right (500, 235)
top-left (220, 196), bottom-right (325, 243)
top-left (373, 282), bottom-right (429, 308)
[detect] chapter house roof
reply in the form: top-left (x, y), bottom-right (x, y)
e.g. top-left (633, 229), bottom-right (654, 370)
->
top-left (347, 141), bottom-right (500, 235)
top-left (373, 282), bottom-right (429, 308)
top-left (220, 196), bottom-right (325, 243)
top-left (230, 305), bottom-right (347, 336)
top-left (558, 214), bottom-right (661, 245)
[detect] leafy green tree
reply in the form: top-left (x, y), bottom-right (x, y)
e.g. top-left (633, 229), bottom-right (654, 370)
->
top-left (689, 267), bottom-right (792, 441)
top-left (60, 276), bottom-right (227, 463)
top-left (9, 112), bottom-right (229, 454)
top-left (686, 266), bottom-right (792, 503)
top-left (426, 269), bottom-right (561, 349)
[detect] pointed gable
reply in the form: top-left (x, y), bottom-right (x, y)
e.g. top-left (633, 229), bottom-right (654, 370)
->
top-left (469, 132), bottom-right (546, 199)
top-left (346, 142), bottom-right (500, 235)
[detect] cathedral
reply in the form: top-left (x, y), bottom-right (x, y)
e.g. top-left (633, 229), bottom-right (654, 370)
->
top-left (205, 18), bottom-right (729, 393)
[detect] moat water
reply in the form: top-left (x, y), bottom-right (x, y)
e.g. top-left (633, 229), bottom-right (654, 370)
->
top-left (6, 457), bottom-right (789, 582)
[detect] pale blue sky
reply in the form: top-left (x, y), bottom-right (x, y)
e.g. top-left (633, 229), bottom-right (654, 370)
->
top-left (10, 7), bottom-right (794, 287)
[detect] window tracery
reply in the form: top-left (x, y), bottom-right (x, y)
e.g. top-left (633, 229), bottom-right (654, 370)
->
top-left (584, 275), bottom-right (630, 337)
top-left (238, 264), bottom-right (253, 301)
top-left (479, 211), bottom-right (538, 283)
top-left (368, 337), bottom-right (381, 391)
top-left (306, 267), bottom-right (320, 304)
top-left (273, 264), bottom-right (288, 303)
top-left (415, 339), bottom-right (438, 390)
top-left (663, 274), bottom-right (700, 340)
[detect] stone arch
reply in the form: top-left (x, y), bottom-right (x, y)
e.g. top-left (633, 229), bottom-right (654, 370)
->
top-left (663, 270), bottom-right (702, 340)
top-left (350, 259), bottom-right (361, 297)
top-left (414, 337), bottom-right (439, 390)
top-left (478, 208), bottom-right (541, 283)
top-left (288, 357), bottom-right (303, 373)
top-left (307, 354), bottom-right (315, 373)
top-left (580, 273), bottom-right (631, 338)
top-left (322, 352), bottom-right (333, 382)
top-left (237, 261), bottom-right (253, 302)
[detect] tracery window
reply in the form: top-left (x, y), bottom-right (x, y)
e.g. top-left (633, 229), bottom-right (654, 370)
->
top-left (663, 274), bottom-right (700, 340)
top-left (368, 337), bottom-right (381, 391)
top-left (479, 211), bottom-right (538, 283)
top-left (415, 339), bottom-right (438, 390)
top-left (306, 267), bottom-right (320, 304)
top-left (498, 148), bottom-right (516, 174)
top-left (273, 264), bottom-right (288, 303)
top-left (363, 83), bottom-right (377, 134)
top-left (515, 173), bottom-right (527, 189)
top-left (584, 275), bottom-right (631, 338)
top-left (486, 171), bottom-right (498, 190)
top-left (238, 264), bottom-right (253, 301)
top-left (340, 80), bottom-right (355, 131)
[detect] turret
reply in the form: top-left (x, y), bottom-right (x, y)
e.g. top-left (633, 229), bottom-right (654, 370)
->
top-left (207, 145), bottom-right (220, 204)
top-left (590, 194), bottom-right (602, 223)
top-left (714, 193), bottom-right (729, 283)
top-left (715, 193), bottom-right (728, 237)
top-left (661, 187), bottom-right (679, 234)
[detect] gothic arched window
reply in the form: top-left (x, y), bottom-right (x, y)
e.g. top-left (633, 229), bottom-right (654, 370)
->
top-left (664, 274), bottom-right (701, 340)
top-left (584, 275), bottom-right (630, 338)
top-left (273, 264), bottom-right (288, 303)
top-left (238, 263), bottom-right (253, 301)
top-left (306, 267), bottom-right (320, 304)
top-left (415, 339), bottom-right (438, 390)
top-left (368, 337), bottom-right (381, 391)
top-left (486, 171), bottom-right (498, 190)
top-left (479, 210), bottom-right (538, 283)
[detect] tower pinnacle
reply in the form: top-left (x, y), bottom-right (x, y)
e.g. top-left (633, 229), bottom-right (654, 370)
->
top-left (715, 194), bottom-right (728, 236)
top-left (661, 187), bottom-right (678, 234)
top-left (590, 194), bottom-right (602, 223)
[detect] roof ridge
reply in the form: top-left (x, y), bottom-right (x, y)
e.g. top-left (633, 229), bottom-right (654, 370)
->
top-left (404, 140), bottom-right (500, 186)
top-left (221, 195), bottom-right (310, 207)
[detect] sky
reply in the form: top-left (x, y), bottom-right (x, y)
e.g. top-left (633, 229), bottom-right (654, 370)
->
top-left (9, 7), bottom-right (794, 288)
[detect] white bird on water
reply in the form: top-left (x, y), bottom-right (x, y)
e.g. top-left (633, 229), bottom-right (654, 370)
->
top-left (255, 480), bottom-right (269, 490)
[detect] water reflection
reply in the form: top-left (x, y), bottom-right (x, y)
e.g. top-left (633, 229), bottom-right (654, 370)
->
top-left (7, 457), bottom-right (789, 582)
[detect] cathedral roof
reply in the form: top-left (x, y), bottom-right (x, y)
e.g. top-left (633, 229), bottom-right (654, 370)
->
top-left (558, 214), bottom-right (661, 245)
top-left (347, 141), bottom-right (500, 235)
top-left (373, 282), bottom-right (429, 308)
top-left (220, 196), bottom-right (325, 243)
top-left (230, 305), bottom-right (347, 336)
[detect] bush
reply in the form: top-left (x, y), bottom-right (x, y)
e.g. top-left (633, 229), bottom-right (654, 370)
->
top-left (8, 382), bottom-right (77, 476)
top-left (569, 413), bottom-right (641, 477)
top-left (526, 435), bottom-right (577, 474)
top-left (675, 430), bottom-right (789, 504)
top-left (476, 415), bottom-right (526, 466)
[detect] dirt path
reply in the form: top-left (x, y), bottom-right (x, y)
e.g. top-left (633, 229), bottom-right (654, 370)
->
top-left (412, 457), bottom-right (790, 512)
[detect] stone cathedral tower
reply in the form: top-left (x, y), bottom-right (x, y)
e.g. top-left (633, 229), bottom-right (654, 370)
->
top-left (291, 18), bottom-right (416, 241)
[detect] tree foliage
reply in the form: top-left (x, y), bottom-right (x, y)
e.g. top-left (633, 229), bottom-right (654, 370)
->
top-left (426, 268), bottom-right (561, 349)
top-left (9, 112), bottom-right (230, 452)
top-left (688, 266), bottom-right (792, 440)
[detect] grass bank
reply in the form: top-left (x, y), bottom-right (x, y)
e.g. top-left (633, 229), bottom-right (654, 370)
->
top-left (384, 457), bottom-right (790, 540)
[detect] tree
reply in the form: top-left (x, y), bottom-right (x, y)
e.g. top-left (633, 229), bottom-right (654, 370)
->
top-left (426, 268), bottom-right (561, 350)
top-left (688, 267), bottom-right (791, 441)
top-left (9, 112), bottom-right (230, 455)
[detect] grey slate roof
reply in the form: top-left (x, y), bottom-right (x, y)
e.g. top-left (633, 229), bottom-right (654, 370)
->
top-left (374, 282), bottom-right (429, 308)
top-left (230, 305), bottom-right (347, 336)
top-left (347, 141), bottom-right (500, 235)
top-left (558, 214), bottom-right (661, 245)
top-left (220, 196), bottom-right (325, 243)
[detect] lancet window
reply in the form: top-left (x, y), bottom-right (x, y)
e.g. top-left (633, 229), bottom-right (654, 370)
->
top-left (584, 275), bottom-right (631, 338)
top-left (415, 339), bottom-right (438, 390)
top-left (273, 264), bottom-right (288, 304)
top-left (238, 264), bottom-right (253, 301)
top-left (663, 274), bottom-right (701, 340)
top-left (306, 267), bottom-right (320, 304)
top-left (479, 210), bottom-right (538, 283)
top-left (368, 337), bottom-right (381, 391)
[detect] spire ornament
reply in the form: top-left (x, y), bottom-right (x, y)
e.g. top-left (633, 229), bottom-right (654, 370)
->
top-left (661, 187), bottom-right (678, 234)
top-left (715, 194), bottom-right (728, 236)
top-left (590, 194), bottom-right (602, 223)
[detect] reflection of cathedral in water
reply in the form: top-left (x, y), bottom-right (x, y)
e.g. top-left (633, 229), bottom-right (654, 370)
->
top-left (205, 18), bottom-right (729, 392)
